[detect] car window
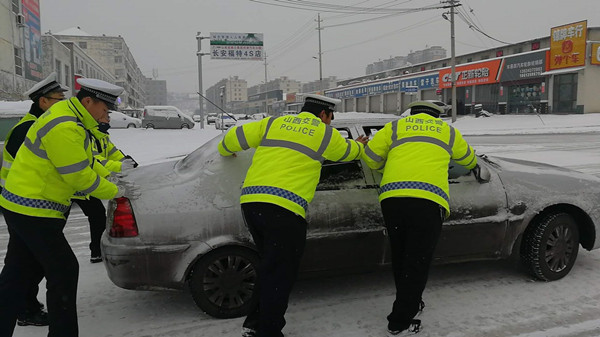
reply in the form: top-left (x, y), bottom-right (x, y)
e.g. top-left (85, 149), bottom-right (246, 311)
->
top-left (362, 125), bottom-right (384, 139)
top-left (317, 160), bottom-right (365, 191)
top-left (335, 127), bottom-right (352, 139)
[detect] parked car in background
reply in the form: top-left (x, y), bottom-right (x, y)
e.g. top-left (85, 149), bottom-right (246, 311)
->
top-left (193, 115), bottom-right (202, 122)
top-left (251, 113), bottom-right (267, 120)
top-left (214, 113), bottom-right (236, 130)
top-left (142, 106), bottom-right (194, 129)
top-left (103, 117), bottom-right (600, 319)
top-left (206, 113), bottom-right (218, 125)
top-left (109, 111), bottom-right (142, 128)
top-left (424, 100), bottom-right (451, 117)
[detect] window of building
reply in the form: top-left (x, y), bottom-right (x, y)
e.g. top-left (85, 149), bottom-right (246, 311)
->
top-left (11, 0), bottom-right (20, 13)
top-left (55, 59), bottom-right (62, 82)
top-left (114, 42), bottom-right (122, 50)
top-left (115, 69), bottom-right (125, 78)
top-left (466, 57), bottom-right (473, 63)
top-left (115, 56), bottom-right (123, 63)
top-left (79, 42), bottom-right (87, 49)
top-left (531, 41), bottom-right (540, 50)
top-left (64, 65), bottom-right (70, 87)
top-left (553, 74), bottom-right (578, 113)
top-left (14, 47), bottom-right (23, 76)
top-left (513, 47), bottom-right (523, 54)
top-left (496, 50), bottom-right (504, 57)
top-left (481, 55), bottom-right (489, 60)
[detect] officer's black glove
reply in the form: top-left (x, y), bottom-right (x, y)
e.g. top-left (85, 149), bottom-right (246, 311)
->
top-left (471, 164), bottom-right (487, 183)
top-left (123, 155), bottom-right (139, 168)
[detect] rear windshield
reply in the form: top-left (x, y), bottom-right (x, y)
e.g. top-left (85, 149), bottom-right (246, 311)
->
top-left (174, 135), bottom-right (222, 172)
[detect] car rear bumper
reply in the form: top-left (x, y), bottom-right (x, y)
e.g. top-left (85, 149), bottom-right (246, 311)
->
top-left (101, 236), bottom-right (210, 290)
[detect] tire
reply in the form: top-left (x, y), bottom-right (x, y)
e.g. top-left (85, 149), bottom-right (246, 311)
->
top-left (127, 123), bottom-right (136, 128)
top-left (189, 246), bottom-right (259, 319)
top-left (521, 213), bottom-right (579, 281)
top-left (145, 123), bottom-right (154, 129)
top-left (181, 123), bottom-right (190, 129)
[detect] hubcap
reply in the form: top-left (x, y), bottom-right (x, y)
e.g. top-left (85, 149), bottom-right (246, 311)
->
top-left (203, 255), bottom-right (257, 309)
top-left (545, 224), bottom-right (575, 272)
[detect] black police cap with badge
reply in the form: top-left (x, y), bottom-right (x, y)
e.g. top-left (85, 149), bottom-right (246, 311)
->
top-left (302, 94), bottom-right (341, 118)
top-left (23, 72), bottom-right (68, 101)
top-left (76, 78), bottom-right (124, 111)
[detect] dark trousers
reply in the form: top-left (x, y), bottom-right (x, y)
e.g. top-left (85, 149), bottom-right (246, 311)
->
top-left (72, 197), bottom-right (107, 257)
top-left (0, 209), bottom-right (79, 337)
top-left (381, 197), bottom-right (443, 330)
top-left (241, 202), bottom-right (307, 337)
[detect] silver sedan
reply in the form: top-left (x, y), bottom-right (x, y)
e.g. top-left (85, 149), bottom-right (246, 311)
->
top-left (101, 117), bottom-right (600, 318)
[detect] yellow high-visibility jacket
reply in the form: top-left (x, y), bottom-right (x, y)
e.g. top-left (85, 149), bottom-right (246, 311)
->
top-left (218, 112), bottom-right (364, 217)
top-left (90, 128), bottom-right (125, 173)
top-left (0, 97), bottom-right (118, 218)
top-left (362, 113), bottom-right (477, 216)
top-left (1, 112), bottom-right (37, 187)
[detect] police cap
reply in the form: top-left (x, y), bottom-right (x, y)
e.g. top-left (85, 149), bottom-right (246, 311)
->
top-left (77, 78), bottom-right (124, 110)
top-left (23, 72), bottom-right (68, 100)
top-left (408, 100), bottom-right (444, 118)
top-left (304, 94), bottom-right (341, 112)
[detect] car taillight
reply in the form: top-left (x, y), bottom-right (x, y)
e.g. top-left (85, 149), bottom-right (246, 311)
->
top-left (109, 197), bottom-right (139, 237)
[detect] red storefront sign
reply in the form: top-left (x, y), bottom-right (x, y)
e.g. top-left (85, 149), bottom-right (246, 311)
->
top-left (438, 59), bottom-right (503, 89)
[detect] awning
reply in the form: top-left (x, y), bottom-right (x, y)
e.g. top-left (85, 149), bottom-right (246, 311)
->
top-left (540, 67), bottom-right (585, 76)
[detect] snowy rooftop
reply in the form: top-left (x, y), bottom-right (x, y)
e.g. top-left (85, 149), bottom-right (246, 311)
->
top-left (53, 26), bottom-right (92, 36)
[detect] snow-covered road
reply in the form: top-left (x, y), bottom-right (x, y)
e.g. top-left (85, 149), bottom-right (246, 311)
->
top-left (5, 114), bottom-right (600, 337)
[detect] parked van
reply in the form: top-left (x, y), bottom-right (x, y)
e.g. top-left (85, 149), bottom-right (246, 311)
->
top-left (142, 106), bottom-right (194, 129)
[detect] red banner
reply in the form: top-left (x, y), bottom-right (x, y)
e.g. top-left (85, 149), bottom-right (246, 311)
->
top-left (438, 59), bottom-right (503, 88)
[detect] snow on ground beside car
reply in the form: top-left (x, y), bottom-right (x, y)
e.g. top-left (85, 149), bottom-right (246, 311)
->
top-left (7, 115), bottom-right (600, 337)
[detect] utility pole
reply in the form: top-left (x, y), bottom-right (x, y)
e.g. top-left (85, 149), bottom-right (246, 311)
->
top-left (196, 32), bottom-right (209, 129)
top-left (442, 0), bottom-right (460, 123)
top-left (263, 52), bottom-right (268, 115)
top-left (317, 13), bottom-right (323, 93)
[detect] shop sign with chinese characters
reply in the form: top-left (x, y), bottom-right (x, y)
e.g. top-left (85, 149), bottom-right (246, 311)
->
top-left (501, 50), bottom-right (547, 81)
top-left (438, 59), bottom-right (503, 88)
top-left (210, 32), bottom-right (263, 60)
top-left (549, 20), bottom-right (587, 70)
top-left (592, 43), bottom-right (600, 66)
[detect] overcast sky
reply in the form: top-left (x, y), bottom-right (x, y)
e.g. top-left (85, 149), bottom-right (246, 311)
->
top-left (40, 0), bottom-right (599, 93)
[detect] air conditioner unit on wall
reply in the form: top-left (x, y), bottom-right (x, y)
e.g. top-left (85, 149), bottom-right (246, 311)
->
top-left (16, 13), bottom-right (25, 27)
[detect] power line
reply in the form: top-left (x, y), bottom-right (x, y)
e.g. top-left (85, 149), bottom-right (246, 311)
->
top-left (248, 0), bottom-right (446, 14)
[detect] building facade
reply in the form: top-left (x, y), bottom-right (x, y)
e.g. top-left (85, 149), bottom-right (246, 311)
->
top-left (51, 27), bottom-right (146, 108)
top-left (144, 78), bottom-right (167, 106)
top-left (329, 25), bottom-right (600, 115)
top-left (0, 0), bottom-right (42, 100)
top-left (205, 76), bottom-right (248, 114)
top-left (301, 76), bottom-right (337, 94)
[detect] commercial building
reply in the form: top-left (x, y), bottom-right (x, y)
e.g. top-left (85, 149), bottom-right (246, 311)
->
top-left (144, 78), bottom-right (167, 106)
top-left (301, 76), bottom-right (337, 94)
top-left (0, 0), bottom-right (43, 100)
top-left (205, 76), bottom-right (248, 114)
top-left (51, 27), bottom-right (146, 108)
top-left (365, 46), bottom-right (446, 75)
top-left (328, 22), bottom-right (600, 115)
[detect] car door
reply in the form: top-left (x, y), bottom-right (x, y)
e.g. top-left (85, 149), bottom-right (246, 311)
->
top-left (433, 160), bottom-right (508, 261)
top-left (301, 125), bottom-right (386, 275)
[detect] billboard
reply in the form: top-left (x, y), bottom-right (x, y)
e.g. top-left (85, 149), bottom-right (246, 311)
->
top-left (210, 32), bottom-right (263, 60)
top-left (501, 51), bottom-right (546, 82)
top-left (21, 0), bottom-right (43, 81)
top-left (439, 59), bottom-right (503, 88)
top-left (549, 20), bottom-right (587, 70)
top-left (591, 43), bottom-right (600, 66)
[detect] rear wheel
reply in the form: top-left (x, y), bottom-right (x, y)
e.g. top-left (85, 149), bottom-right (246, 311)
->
top-left (127, 123), bottom-right (136, 128)
top-left (181, 123), bottom-right (191, 129)
top-left (521, 213), bottom-right (579, 281)
top-left (145, 123), bottom-right (154, 129)
top-left (189, 247), bottom-right (259, 318)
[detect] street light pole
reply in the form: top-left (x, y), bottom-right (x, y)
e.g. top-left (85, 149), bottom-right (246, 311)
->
top-left (263, 52), bottom-right (268, 115)
top-left (196, 32), bottom-right (209, 129)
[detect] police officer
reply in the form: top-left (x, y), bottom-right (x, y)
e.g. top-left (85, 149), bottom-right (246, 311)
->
top-left (0, 78), bottom-right (125, 337)
top-left (362, 101), bottom-right (477, 336)
top-left (0, 72), bottom-right (68, 327)
top-left (218, 94), bottom-right (368, 337)
top-left (71, 112), bottom-right (137, 263)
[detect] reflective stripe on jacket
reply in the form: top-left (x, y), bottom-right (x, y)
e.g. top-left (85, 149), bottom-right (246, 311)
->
top-left (362, 113), bottom-right (477, 216)
top-left (0, 113), bottom-right (37, 187)
top-left (218, 112), bottom-right (364, 217)
top-left (0, 97), bottom-right (118, 218)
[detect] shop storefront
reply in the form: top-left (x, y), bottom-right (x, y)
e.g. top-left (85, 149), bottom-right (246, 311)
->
top-left (500, 50), bottom-right (548, 114)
